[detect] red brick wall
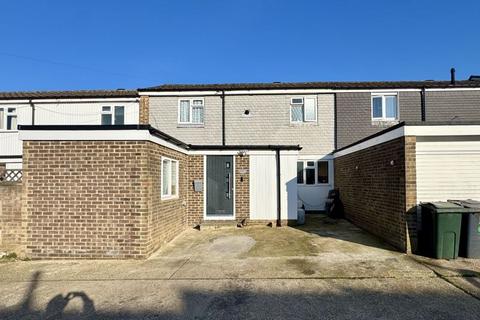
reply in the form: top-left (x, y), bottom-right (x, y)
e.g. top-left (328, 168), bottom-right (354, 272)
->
top-left (335, 137), bottom-right (416, 252)
top-left (0, 182), bottom-right (25, 253)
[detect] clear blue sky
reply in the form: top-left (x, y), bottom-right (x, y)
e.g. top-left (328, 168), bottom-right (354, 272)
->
top-left (1, 0), bottom-right (479, 91)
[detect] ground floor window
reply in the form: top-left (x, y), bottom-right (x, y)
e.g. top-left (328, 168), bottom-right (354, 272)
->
top-left (161, 157), bottom-right (179, 199)
top-left (297, 160), bottom-right (329, 185)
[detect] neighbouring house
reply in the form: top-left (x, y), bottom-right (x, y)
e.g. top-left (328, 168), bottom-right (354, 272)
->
top-left (1, 71), bottom-right (480, 258)
top-left (334, 122), bottom-right (480, 252)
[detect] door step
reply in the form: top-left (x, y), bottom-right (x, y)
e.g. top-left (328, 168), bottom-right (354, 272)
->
top-left (199, 219), bottom-right (248, 230)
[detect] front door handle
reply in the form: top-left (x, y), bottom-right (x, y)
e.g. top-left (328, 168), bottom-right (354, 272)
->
top-left (226, 173), bottom-right (231, 199)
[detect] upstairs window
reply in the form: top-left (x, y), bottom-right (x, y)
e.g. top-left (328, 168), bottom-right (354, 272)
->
top-left (371, 94), bottom-right (398, 121)
top-left (0, 108), bottom-right (17, 130)
top-left (162, 157), bottom-right (179, 199)
top-left (101, 106), bottom-right (125, 125)
top-left (179, 99), bottom-right (204, 124)
top-left (290, 97), bottom-right (316, 123)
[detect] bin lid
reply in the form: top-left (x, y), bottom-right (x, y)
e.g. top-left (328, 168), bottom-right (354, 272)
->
top-left (420, 201), bottom-right (470, 213)
top-left (448, 199), bottom-right (480, 211)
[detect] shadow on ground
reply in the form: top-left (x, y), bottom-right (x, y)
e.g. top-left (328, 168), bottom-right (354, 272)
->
top-left (2, 270), bottom-right (480, 319)
top-left (294, 214), bottom-right (396, 251)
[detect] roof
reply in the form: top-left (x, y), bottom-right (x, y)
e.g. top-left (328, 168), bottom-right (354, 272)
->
top-left (334, 120), bottom-right (480, 154)
top-left (17, 125), bottom-right (302, 151)
top-left (0, 89), bottom-right (138, 100)
top-left (139, 80), bottom-right (480, 92)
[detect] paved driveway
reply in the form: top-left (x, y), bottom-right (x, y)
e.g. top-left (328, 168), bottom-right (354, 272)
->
top-left (0, 215), bottom-right (479, 319)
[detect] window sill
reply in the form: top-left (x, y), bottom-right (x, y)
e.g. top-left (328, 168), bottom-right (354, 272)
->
top-left (177, 124), bottom-right (205, 128)
top-left (297, 183), bottom-right (331, 187)
top-left (161, 195), bottom-right (179, 201)
top-left (371, 119), bottom-right (399, 127)
top-left (289, 122), bottom-right (318, 126)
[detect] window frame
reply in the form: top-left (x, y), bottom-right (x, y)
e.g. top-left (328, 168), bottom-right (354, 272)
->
top-left (296, 160), bottom-right (330, 185)
top-left (114, 106), bottom-right (125, 125)
top-left (290, 96), bottom-right (317, 123)
top-left (0, 107), bottom-right (18, 131)
top-left (161, 156), bottom-right (179, 200)
top-left (371, 93), bottom-right (399, 121)
top-left (101, 106), bottom-right (113, 125)
top-left (178, 98), bottom-right (205, 125)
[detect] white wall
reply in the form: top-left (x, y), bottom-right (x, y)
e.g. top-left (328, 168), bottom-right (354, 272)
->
top-left (0, 100), bottom-right (139, 161)
top-left (249, 151), bottom-right (298, 221)
top-left (34, 101), bottom-right (139, 125)
top-left (416, 138), bottom-right (480, 202)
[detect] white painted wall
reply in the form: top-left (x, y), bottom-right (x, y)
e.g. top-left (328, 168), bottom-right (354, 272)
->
top-left (0, 100), bottom-right (139, 162)
top-left (33, 101), bottom-right (139, 125)
top-left (249, 151), bottom-right (298, 221)
top-left (416, 138), bottom-right (480, 202)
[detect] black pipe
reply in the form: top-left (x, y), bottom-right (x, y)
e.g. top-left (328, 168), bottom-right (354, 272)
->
top-left (275, 148), bottom-right (281, 227)
top-left (420, 87), bottom-right (426, 122)
top-left (450, 67), bottom-right (456, 85)
top-left (333, 93), bottom-right (338, 150)
top-left (221, 90), bottom-right (226, 145)
top-left (29, 100), bottom-right (35, 125)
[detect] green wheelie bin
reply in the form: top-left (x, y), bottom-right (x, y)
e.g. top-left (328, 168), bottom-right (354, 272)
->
top-left (420, 202), bottom-right (466, 260)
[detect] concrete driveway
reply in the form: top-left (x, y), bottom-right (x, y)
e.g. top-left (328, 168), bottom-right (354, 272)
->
top-left (0, 215), bottom-right (479, 319)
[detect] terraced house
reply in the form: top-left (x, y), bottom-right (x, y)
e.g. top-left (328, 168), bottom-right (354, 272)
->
top-left (1, 71), bottom-right (480, 258)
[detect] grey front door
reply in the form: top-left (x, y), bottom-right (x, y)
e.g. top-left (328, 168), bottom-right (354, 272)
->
top-left (206, 155), bottom-right (234, 217)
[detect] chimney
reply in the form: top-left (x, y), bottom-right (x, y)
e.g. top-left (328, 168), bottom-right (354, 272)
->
top-left (450, 68), bottom-right (456, 85)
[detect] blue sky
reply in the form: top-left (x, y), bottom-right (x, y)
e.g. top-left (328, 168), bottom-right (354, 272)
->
top-left (0, 0), bottom-right (479, 91)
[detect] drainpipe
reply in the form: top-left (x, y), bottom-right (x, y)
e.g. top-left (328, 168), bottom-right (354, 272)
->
top-left (420, 87), bottom-right (426, 122)
top-left (221, 90), bottom-right (226, 145)
top-left (29, 99), bottom-right (35, 125)
top-left (333, 93), bottom-right (338, 150)
top-left (275, 148), bottom-right (282, 227)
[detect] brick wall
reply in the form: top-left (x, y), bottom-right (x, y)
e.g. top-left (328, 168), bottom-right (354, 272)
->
top-left (184, 155), bottom-right (251, 226)
top-left (186, 155), bottom-right (204, 226)
top-left (404, 136), bottom-right (417, 253)
top-left (335, 137), bottom-right (416, 252)
top-left (23, 140), bottom-right (189, 259)
top-left (0, 182), bottom-right (25, 253)
top-left (235, 155), bottom-right (249, 222)
top-left (139, 96), bottom-right (150, 125)
top-left (145, 142), bottom-right (187, 255)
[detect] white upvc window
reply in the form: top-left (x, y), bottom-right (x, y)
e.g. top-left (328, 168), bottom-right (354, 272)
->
top-left (101, 106), bottom-right (125, 125)
top-left (178, 98), bottom-right (204, 124)
top-left (290, 97), bottom-right (317, 123)
top-left (0, 107), bottom-right (17, 131)
top-left (371, 93), bottom-right (398, 121)
top-left (161, 157), bottom-right (179, 199)
top-left (297, 160), bottom-right (330, 185)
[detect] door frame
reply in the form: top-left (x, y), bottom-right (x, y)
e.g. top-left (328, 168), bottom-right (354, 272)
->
top-left (203, 154), bottom-right (236, 220)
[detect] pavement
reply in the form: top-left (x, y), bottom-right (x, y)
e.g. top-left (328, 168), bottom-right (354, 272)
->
top-left (0, 215), bottom-right (479, 319)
